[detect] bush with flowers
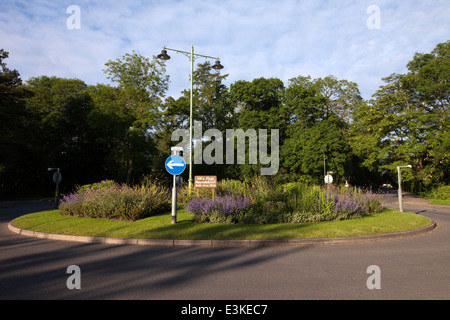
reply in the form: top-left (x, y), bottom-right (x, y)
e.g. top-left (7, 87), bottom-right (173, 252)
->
top-left (59, 180), bottom-right (170, 221)
top-left (184, 177), bottom-right (383, 224)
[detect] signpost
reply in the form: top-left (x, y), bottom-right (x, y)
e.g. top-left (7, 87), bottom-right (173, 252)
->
top-left (397, 165), bottom-right (412, 212)
top-left (324, 171), bottom-right (333, 193)
top-left (194, 176), bottom-right (217, 199)
top-left (48, 168), bottom-right (61, 208)
top-left (165, 149), bottom-right (186, 224)
top-left (165, 155), bottom-right (186, 176)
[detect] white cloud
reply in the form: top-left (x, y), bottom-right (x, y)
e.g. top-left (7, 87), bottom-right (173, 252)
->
top-left (1, 0), bottom-right (449, 99)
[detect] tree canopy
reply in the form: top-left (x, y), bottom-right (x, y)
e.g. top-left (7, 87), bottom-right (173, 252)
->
top-left (0, 41), bottom-right (448, 197)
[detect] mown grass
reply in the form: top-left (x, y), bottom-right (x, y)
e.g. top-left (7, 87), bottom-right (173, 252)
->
top-left (429, 199), bottom-right (450, 206)
top-left (13, 207), bottom-right (431, 240)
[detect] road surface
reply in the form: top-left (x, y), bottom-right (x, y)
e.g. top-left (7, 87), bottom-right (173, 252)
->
top-left (0, 192), bottom-right (448, 301)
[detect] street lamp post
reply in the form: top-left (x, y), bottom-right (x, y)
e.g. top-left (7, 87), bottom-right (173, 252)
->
top-left (322, 145), bottom-right (327, 183)
top-left (157, 45), bottom-right (223, 192)
top-left (397, 165), bottom-right (412, 212)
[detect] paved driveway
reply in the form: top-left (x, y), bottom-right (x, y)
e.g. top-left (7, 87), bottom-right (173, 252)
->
top-left (0, 194), bottom-right (449, 301)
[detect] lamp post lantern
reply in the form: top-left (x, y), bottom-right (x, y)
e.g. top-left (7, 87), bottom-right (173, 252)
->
top-left (157, 45), bottom-right (223, 192)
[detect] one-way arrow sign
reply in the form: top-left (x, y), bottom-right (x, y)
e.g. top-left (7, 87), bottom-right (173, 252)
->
top-left (165, 155), bottom-right (186, 175)
top-left (167, 160), bottom-right (184, 170)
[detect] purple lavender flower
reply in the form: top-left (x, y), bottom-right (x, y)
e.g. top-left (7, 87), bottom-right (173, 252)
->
top-left (184, 194), bottom-right (252, 218)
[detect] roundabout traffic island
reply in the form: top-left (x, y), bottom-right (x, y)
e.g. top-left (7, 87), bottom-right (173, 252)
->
top-left (8, 211), bottom-right (437, 247)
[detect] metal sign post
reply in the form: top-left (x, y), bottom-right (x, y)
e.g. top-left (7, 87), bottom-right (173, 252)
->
top-left (165, 148), bottom-right (185, 224)
top-left (48, 168), bottom-right (61, 208)
top-left (397, 165), bottom-right (412, 212)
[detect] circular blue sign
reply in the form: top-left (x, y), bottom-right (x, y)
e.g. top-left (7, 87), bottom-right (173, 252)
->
top-left (165, 155), bottom-right (186, 175)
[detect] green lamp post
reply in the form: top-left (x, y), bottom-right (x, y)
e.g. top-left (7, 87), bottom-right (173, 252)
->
top-left (157, 45), bottom-right (224, 192)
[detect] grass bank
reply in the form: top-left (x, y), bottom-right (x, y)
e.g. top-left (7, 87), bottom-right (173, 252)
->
top-left (12, 207), bottom-right (431, 240)
top-left (429, 199), bottom-right (450, 206)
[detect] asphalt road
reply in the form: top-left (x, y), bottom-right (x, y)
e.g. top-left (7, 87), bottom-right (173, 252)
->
top-left (0, 192), bottom-right (449, 301)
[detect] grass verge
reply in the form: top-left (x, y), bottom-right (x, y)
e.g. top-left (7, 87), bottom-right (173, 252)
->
top-left (429, 199), bottom-right (450, 206)
top-left (12, 207), bottom-right (432, 240)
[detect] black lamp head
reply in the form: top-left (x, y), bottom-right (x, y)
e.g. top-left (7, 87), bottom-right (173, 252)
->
top-left (157, 49), bottom-right (171, 61)
top-left (212, 60), bottom-right (224, 70)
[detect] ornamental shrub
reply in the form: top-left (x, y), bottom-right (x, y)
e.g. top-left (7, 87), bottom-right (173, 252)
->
top-left (59, 180), bottom-right (170, 221)
top-left (184, 177), bottom-right (384, 224)
top-left (184, 194), bottom-right (252, 223)
top-left (425, 185), bottom-right (450, 200)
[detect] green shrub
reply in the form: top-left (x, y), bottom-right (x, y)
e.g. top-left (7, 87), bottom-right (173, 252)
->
top-left (425, 185), bottom-right (450, 200)
top-left (185, 177), bottom-right (383, 224)
top-left (59, 180), bottom-right (170, 221)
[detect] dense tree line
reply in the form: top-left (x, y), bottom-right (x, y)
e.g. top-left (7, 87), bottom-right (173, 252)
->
top-left (0, 41), bottom-right (448, 197)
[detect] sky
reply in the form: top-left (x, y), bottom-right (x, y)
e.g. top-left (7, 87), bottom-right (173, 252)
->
top-left (1, 0), bottom-right (449, 100)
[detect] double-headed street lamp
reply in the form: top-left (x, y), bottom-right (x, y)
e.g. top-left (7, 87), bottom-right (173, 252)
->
top-left (157, 45), bottom-right (224, 191)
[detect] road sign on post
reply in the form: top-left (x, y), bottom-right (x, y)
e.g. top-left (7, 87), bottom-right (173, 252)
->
top-left (53, 171), bottom-right (62, 184)
top-left (324, 172), bottom-right (333, 193)
top-left (48, 168), bottom-right (61, 208)
top-left (165, 155), bottom-right (186, 176)
top-left (166, 150), bottom-right (186, 224)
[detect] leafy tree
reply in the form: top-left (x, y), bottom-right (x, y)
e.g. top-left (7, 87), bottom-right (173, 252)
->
top-left (103, 51), bottom-right (169, 183)
top-left (282, 116), bottom-right (352, 184)
top-left (87, 84), bottom-right (134, 181)
top-left (0, 49), bottom-right (34, 195)
top-left (230, 77), bottom-right (286, 122)
top-left (227, 77), bottom-right (287, 177)
top-left (285, 75), bottom-right (326, 127)
top-left (350, 41), bottom-right (449, 190)
top-left (192, 61), bottom-right (231, 131)
top-left (24, 76), bottom-right (98, 190)
top-left (282, 75), bottom-right (362, 184)
top-left (314, 75), bottom-right (363, 123)
top-left (285, 75), bottom-right (362, 125)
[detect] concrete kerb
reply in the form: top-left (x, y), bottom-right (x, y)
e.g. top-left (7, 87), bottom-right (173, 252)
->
top-left (7, 219), bottom-right (437, 248)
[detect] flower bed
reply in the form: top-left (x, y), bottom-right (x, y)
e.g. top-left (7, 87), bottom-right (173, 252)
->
top-left (59, 180), bottom-right (170, 221)
top-left (184, 194), bottom-right (252, 223)
top-left (184, 178), bottom-right (383, 224)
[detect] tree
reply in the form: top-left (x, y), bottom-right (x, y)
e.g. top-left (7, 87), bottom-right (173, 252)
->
top-left (24, 76), bottom-right (98, 190)
top-left (350, 41), bottom-right (449, 190)
top-left (191, 61), bottom-right (231, 131)
top-left (314, 75), bottom-right (363, 123)
top-left (282, 116), bottom-right (352, 184)
top-left (0, 49), bottom-right (33, 195)
top-left (103, 51), bottom-right (169, 183)
top-left (87, 84), bottom-right (134, 181)
top-left (285, 75), bottom-right (362, 126)
top-left (285, 75), bottom-right (325, 127)
top-left (282, 75), bottom-right (362, 184)
top-left (228, 78), bottom-right (287, 177)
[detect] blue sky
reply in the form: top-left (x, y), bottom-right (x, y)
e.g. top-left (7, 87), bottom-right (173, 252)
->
top-left (1, 0), bottom-right (449, 100)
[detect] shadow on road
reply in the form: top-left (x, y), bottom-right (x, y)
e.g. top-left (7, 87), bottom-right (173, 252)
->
top-left (0, 200), bottom-right (310, 299)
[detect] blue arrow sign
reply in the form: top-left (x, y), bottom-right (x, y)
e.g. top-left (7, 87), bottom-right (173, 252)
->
top-left (165, 155), bottom-right (186, 175)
